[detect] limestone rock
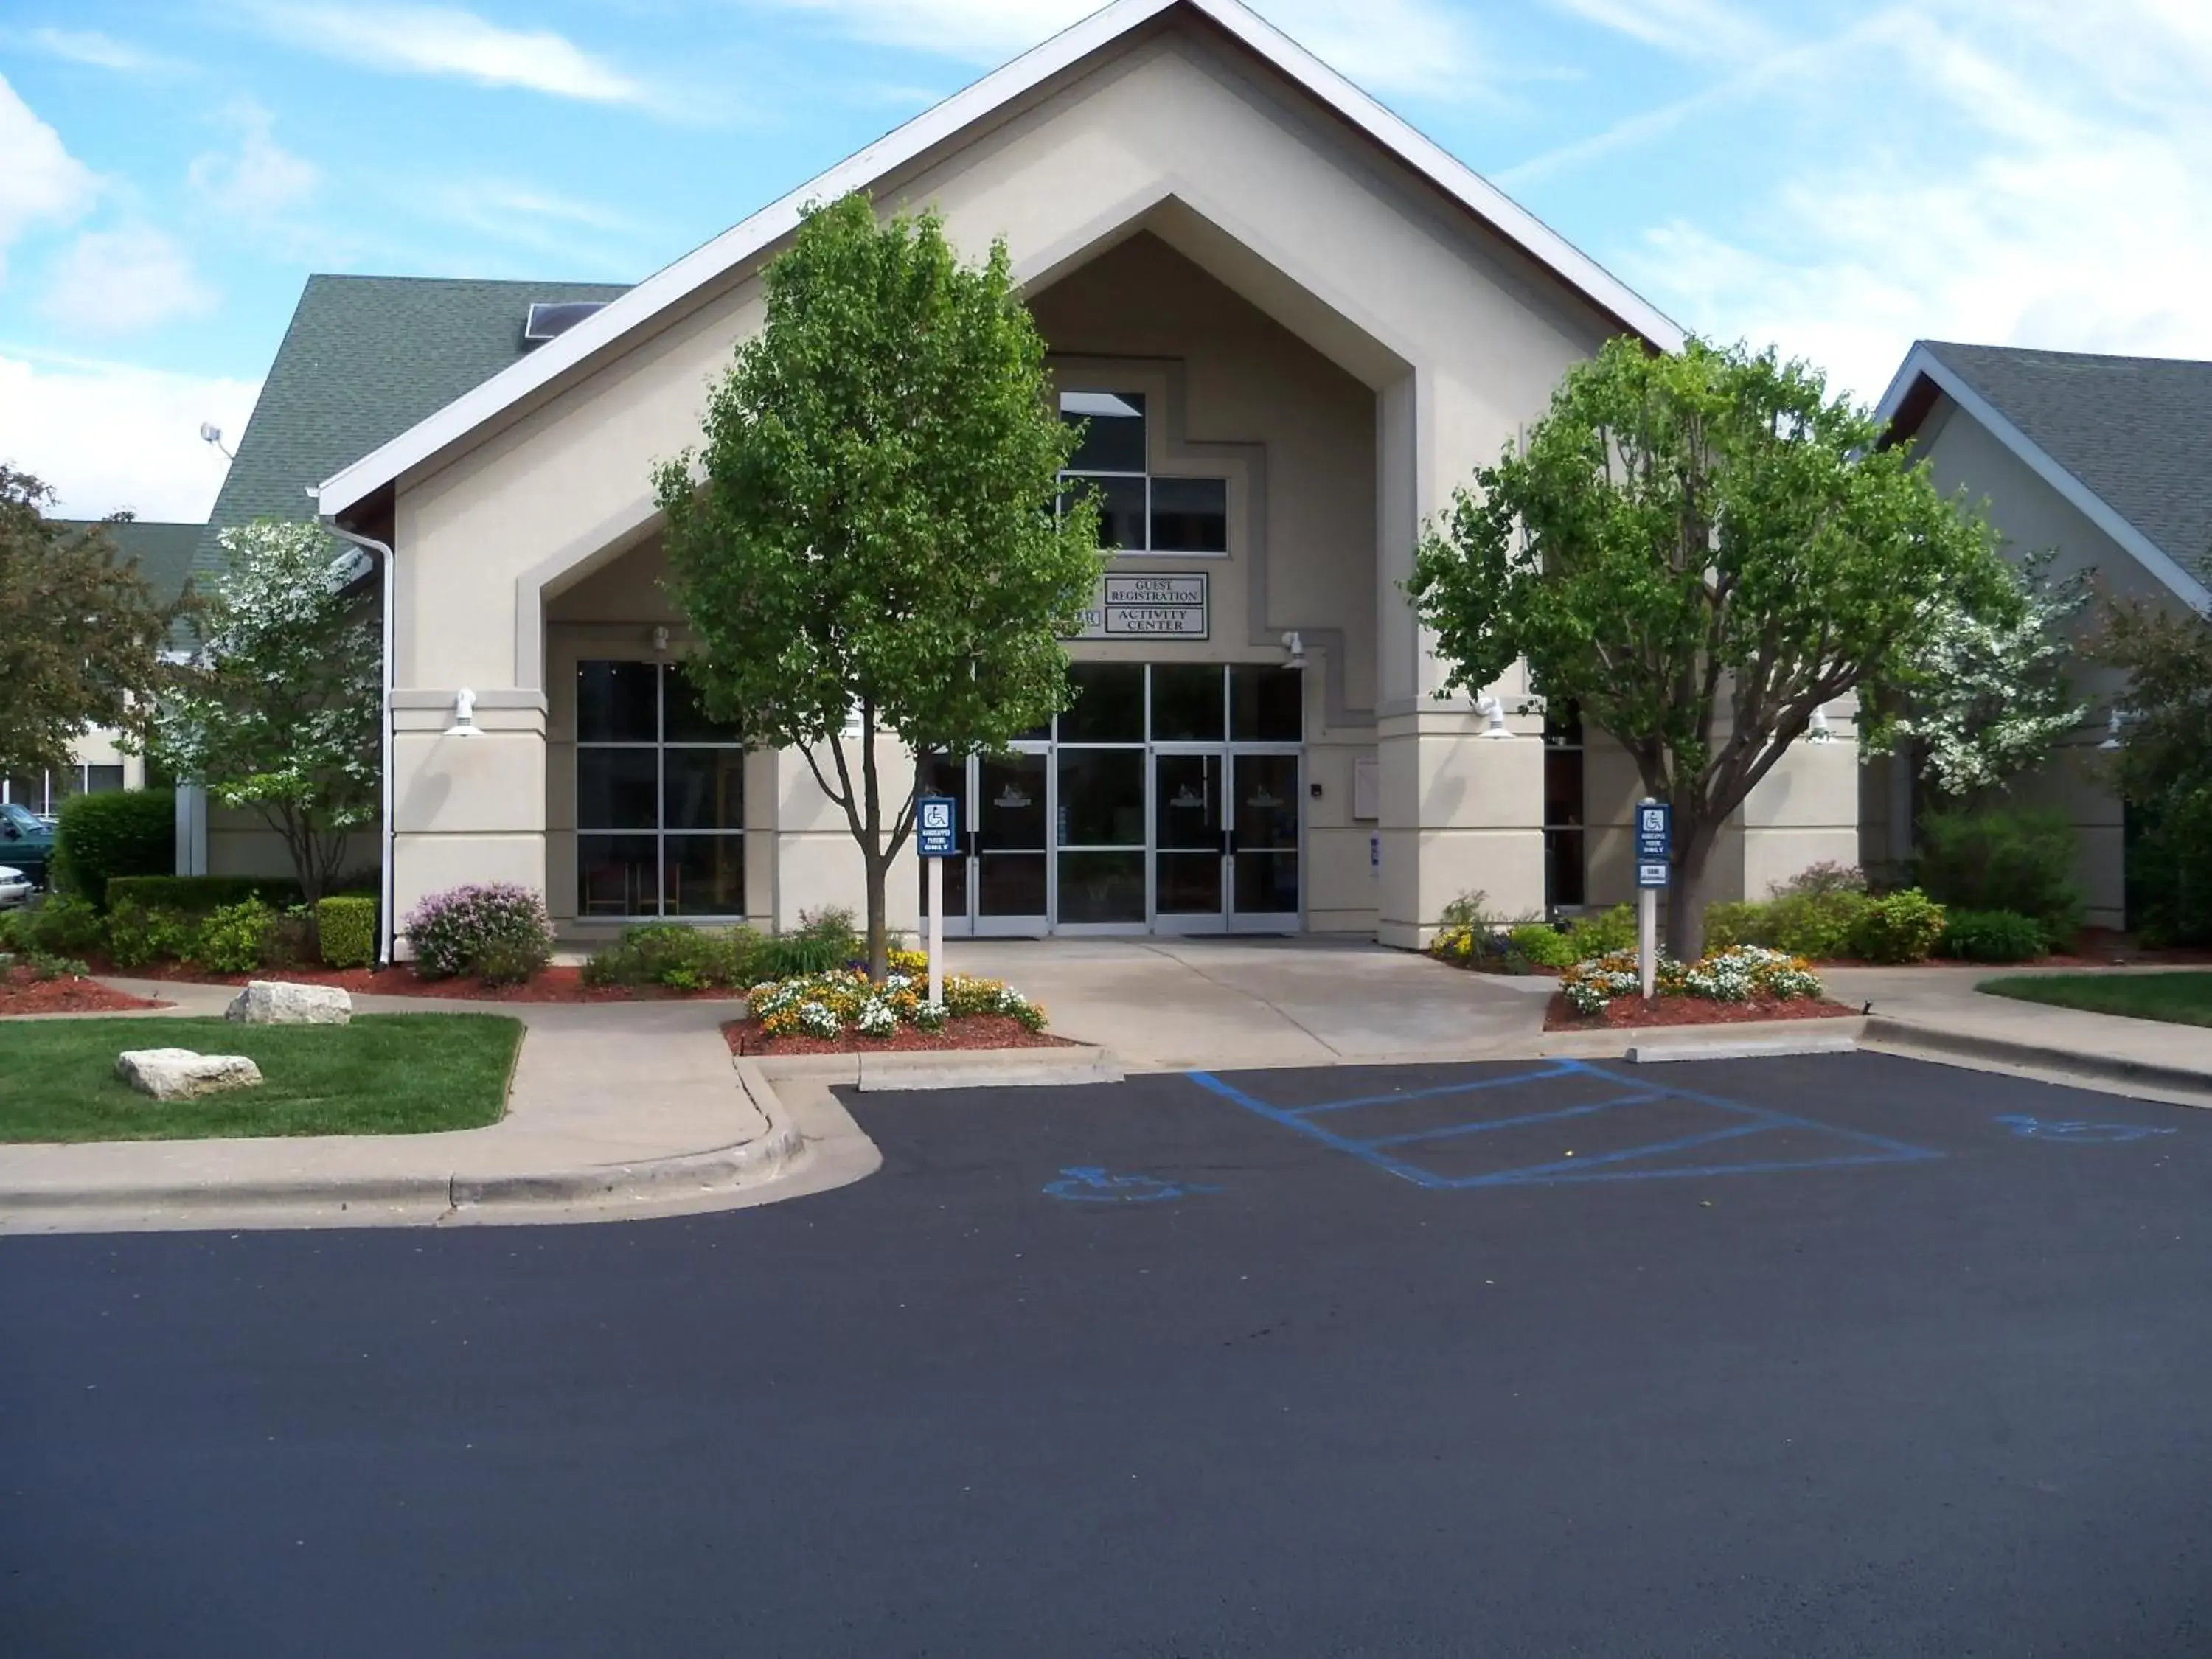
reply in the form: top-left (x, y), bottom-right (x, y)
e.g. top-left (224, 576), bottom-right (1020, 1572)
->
top-left (116, 1048), bottom-right (265, 1101)
top-left (226, 980), bottom-right (352, 1026)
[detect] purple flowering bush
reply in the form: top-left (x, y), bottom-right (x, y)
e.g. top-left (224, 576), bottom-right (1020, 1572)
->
top-left (403, 883), bottom-right (554, 984)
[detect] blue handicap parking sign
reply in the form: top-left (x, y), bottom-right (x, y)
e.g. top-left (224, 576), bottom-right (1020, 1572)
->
top-left (1635, 802), bottom-right (1672, 888)
top-left (917, 795), bottom-right (959, 858)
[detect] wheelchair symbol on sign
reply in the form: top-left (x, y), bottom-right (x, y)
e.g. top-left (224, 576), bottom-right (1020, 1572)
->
top-left (1043, 1166), bottom-right (1222, 1203)
top-left (1995, 1114), bottom-right (2177, 1144)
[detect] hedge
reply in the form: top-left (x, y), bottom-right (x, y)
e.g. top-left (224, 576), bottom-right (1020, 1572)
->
top-left (105, 874), bottom-right (305, 914)
top-left (316, 896), bottom-right (378, 969)
top-left (52, 788), bottom-right (175, 908)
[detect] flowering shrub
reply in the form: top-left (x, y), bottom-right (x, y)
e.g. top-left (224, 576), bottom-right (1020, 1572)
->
top-left (747, 969), bottom-right (1046, 1039)
top-left (1559, 945), bottom-right (1826, 1015)
top-left (405, 883), bottom-right (554, 984)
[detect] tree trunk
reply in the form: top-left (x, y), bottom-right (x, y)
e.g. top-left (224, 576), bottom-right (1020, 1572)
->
top-left (1666, 824), bottom-right (1718, 962)
top-left (863, 849), bottom-right (890, 984)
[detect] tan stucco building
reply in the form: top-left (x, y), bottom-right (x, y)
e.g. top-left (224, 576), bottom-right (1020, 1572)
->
top-left (1869, 341), bottom-right (2212, 929)
top-left (206, 0), bottom-right (1861, 958)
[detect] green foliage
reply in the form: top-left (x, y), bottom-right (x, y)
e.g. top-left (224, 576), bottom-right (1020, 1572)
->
top-left (153, 518), bottom-right (380, 905)
top-left (1408, 335), bottom-right (2009, 959)
top-left (1507, 923), bottom-right (1579, 970)
top-left (1770, 862), bottom-right (1868, 898)
top-left (1847, 889), bottom-right (1947, 964)
top-left (15, 894), bottom-right (104, 956)
top-left (316, 896), bottom-right (378, 970)
top-left (1935, 908), bottom-right (2049, 963)
top-left (1764, 890), bottom-right (1871, 959)
top-left (655, 193), bottom-right (1103, 978)
top-left (52, 788), bottom-right (175, 908)
top-left (583, 922), bottom-right (762, 990)
top-left (0, 465), bottom-right (182, 780)
top-left (1915, 807), bottom-right (2081, 939)
top-left (104, 874), bottom-right (305, 914)
top-left (1701, 901), bottom-right (1764, 951)
top-left (103, 899), bottom-right (198, 969)
top-left (754, 907), bottom-right (864, 978)
top-left (2096, 600), bottom-right (2212, 942)
top-left (189, 898), bottom-right (276, 973)
top-left (1565, 904), bottom-right (1638, 959)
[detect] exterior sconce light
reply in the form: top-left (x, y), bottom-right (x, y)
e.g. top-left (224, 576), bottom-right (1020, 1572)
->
top-left (651, 625), bottom-right (670, 655)
top-left (1475, 695), bottom-right (1514, 739)
top-left (1806, 705), bottom-right (1835, 744)
top-left (2099, 709), bottom-right (2124, 751)
top-left (1282, 630), bottom-right (1306, 669)
top-left (445, 687), bottom-right (484, 738)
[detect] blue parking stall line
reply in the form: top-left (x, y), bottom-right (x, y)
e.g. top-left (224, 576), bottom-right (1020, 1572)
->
top-left (1576, 1063), bottom-right (1944, 1165)
top-left (1443, 1118), bottom-right (1779, 1184)
top-left (1359, 1092), bottom-right (1663, 1150)
top-left (1183, 1071), bottom-right (1458, 1187)
top-left (1280, 1062), bottom-right (1585, 1117)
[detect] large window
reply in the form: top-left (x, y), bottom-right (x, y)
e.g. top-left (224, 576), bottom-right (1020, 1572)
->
top-left (1058, 390), bottom-right (1228, 555)
top-left (1, 765), bottom-right (125, 820)
top-left (576, 661), bottom-right (745, 918)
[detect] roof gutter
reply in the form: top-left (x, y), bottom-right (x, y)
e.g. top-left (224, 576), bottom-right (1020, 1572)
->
top-left (315, 506), bottom-right (399, 968)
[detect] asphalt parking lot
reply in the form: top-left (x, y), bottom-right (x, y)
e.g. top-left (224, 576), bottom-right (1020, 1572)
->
top-left (3, 1051), bottom-right (2208, 1657)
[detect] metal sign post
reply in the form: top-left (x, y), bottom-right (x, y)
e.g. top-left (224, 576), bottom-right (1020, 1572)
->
top-left (916, 796), bottom-right (959, 1007)
top-left (1634, 799), bottom-right (1672, 1001)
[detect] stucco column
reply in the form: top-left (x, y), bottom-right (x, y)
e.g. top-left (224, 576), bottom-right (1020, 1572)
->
top-left (1725, 703), bottom-right (1864, 904)
top-left (762, 738), bottom-right (919, 936)
top-left (389, 688), bottom-right (548, 951)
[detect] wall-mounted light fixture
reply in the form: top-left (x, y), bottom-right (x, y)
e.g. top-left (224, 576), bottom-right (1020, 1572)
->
top-left (651, 625), bottom-right (670, 656)
top-left (1475, 695), bottom-right (1514, 739)
top-left (1806, 706), bottom-right (1835, 744)
top-left (1282, 630), bottom-right (1305, 669)
top-left (2099, 708), bottom-right (2126, 751)
top-left (444, 687), bottom-right (483, 738)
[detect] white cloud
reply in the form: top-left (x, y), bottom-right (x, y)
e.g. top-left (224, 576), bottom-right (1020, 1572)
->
top-left (188, 102), bottom-right (319, 218)
top-left (757, 0), bottom-right (1489, 97)
top-left (24, 27), bottom-right (187, 75)
top-left (0, 74), bottom-right (97, 279)
top-left (410, 179), bottom-right (646, 274)
top-left (38, 227), bottom-right (218, 335)
top-left (1605, 1), bottom-right (2212, 401)
top-left (251, 4), bottom-right (643, 102)
top-left (0, 349), bottom-right (257, 520)
top-left (1543, 0), bottom-right (1773, 61)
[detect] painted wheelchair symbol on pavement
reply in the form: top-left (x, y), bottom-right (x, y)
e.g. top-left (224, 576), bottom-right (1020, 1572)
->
top-left (1043, 1166), bottom-right (1222, 1203)
top-left (1995, 1114), bottom-right (2177, 1144)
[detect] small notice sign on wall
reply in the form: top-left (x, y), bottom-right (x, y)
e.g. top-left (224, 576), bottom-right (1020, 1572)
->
top-left (1070, 574), bottom-right (1208, 639)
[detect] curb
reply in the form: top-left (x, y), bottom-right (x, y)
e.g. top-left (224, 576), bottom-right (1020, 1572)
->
top-left (0, 1054), bottom-right (814, 1224)
top-left (746, 1043), bottom-right (1122, 1092)
top-left (1624, 1031), bottom-right (1860, 1064)
top-left (1860, 1015), bottom-right (2212, 1099)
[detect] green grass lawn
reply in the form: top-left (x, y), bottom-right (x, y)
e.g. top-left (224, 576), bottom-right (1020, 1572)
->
top-left (0, 1014), bottom-right (523, 1143)
top-left (1980, 971), bottom-right (2212, 1029)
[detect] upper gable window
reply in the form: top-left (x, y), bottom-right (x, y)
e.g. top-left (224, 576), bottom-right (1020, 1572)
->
top-left (1058, 389), bottom-right (1228, 557)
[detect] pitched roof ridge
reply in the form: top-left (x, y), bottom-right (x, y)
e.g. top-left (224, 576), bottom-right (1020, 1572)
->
top-left (1921, 338), bottom-right (2212, 373)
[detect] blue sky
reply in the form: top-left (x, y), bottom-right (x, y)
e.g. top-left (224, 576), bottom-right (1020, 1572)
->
top-left (3, 0), bottom-right (2208, 521)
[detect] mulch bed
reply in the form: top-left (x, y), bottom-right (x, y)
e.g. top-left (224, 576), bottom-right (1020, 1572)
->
top-left (85, 960), bottom-right (742, 1004)
top-left (723, 1015), bottom-right (1079, 1057)
top-left (1545, 992), bottom-right (1862, 1032)
top-left (0, 967), bottom-right (168, 1017)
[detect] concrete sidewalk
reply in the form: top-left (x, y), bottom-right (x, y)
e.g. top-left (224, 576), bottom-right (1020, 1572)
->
top-left (0, 989), bottom-right (877, 1234)
top-left (946, 935), bottom-right (1551, 1071)
top-left (1831, 963), bottom-right (2212, 1104)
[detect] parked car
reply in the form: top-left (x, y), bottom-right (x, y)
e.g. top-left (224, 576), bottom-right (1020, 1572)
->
top-left (0, 802), bottom-right (55, 890)
top-left (0, 865), bottom-right (29, 911)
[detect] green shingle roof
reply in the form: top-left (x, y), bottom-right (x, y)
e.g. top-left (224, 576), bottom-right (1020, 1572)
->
top-left (192, 274), bottom-right (630, 589)
top-left (55, 519), bottom-right (201, 607)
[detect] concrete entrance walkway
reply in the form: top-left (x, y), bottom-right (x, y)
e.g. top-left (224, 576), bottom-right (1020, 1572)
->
top-left (945, 936), bottom-right (1549, 1071)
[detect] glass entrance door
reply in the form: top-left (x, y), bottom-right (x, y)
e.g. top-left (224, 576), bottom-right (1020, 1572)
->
top-left (975, 750), bottom-right (1049, 935)
top-left (1230, 752), bottom-right (1300, 931)
top-left (1152, 749), bottom-right (1226, 934)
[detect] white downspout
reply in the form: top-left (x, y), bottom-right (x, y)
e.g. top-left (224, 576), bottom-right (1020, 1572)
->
top-left (318, 509), bottom-right (398, 968)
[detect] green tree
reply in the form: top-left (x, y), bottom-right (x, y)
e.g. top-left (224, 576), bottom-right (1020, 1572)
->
top-left (2100, 597), bottom-right (2212, 941)
top-left (154, 519), bottom-right (380, 906)
top-left (0, 465), bottom-right (181, 779)
top-left (1410, 336), bottom-right (2009, 960)
top-left (655, 193), bottom-right (1102, 979)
